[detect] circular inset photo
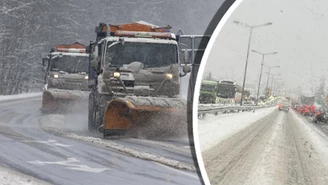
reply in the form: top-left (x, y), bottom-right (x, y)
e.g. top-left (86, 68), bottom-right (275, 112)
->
top-left (194, 0), bottom-right (328, 185)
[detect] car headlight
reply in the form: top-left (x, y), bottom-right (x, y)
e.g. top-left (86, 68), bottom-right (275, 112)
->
top-left (54, 74), bottom-right (59, 78)
top-left (113, 72), bottom-right (120, 78)
top-left (165, 73), bottom-right (173, 80)
top-left (85, 75), bottom-right (89, 80)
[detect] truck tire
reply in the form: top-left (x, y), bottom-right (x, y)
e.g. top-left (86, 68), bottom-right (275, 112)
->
top-left (88, 93), bottom-right (97, 131)
top-left (89, 92), bottom-right (106, 131)
top-left (94, 94), bottom-right (114, 131)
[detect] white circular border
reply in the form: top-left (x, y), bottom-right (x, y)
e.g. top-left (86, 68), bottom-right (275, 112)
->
top-left (192, 0), bottom-right (245, 184)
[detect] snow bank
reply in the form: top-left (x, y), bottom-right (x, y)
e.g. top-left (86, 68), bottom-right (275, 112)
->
top-left (198, 107), bottom-right (276, 152)
top-left (39, 115), bottom-right (195, 172)
top-left (0, 165), bottom-right (51, 185)
top-left (0, 92), bottom-right (42, 102)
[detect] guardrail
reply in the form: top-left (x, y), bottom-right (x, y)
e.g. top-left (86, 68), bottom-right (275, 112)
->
top-left (197, 103), bottom-right (275, 119)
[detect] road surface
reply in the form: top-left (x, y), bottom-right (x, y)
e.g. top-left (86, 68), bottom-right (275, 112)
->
top-left (202, 109), bottom-right (328, 185)
top-left (0, 96), bottom-right (200, 185)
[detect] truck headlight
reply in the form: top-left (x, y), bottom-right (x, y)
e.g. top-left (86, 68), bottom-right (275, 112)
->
top-left (85, 75), bottom-right (89, 80)
top-left (54, 74), bottom-right (59, 78)
top-left (114, 72), bottom-right (120, 78)
top-left (165, 73), bottom-right (173, 80)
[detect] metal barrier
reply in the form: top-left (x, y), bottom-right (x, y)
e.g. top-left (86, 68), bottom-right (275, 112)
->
top-left (197, 103), bottom-right (275, 119)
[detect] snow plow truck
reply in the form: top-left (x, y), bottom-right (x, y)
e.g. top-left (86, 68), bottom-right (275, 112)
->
top-left (41, 42), bottom-right (90, 113)
top-left (199, 80), bottom-right (217, 104)
top-left (86, 21), bottom-right (192, 137)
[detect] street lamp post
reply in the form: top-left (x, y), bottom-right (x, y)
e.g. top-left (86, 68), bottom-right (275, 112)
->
top-left (265, 65), bottom-right (280, 91)
top-left (271, 77), bottom-right (283, 96)
top-left (266, 73), bottom-right (281, 97)
top-left (233, 20), bottom-right (273, 106)
top-left (252, 50), bottom-right (277, 105)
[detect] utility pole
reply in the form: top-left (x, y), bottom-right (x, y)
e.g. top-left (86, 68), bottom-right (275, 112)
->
top-left (252, 50), bottom-right (277, 105)
top-left (265, 65), bottom-right (280, 91)
top-left (233, 20), bottom-right (273, 106)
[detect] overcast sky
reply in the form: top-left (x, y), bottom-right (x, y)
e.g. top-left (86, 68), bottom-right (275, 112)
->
top-left (204, 0), bottom-right (328, 96)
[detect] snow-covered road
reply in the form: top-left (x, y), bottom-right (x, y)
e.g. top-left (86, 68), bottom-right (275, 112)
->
top-left (0, 165), bottom-right (51, 185)
top-left (0, 94), bottom-right (200, 185)
top-left (200, 109), bottom-right (328, 185)
top-left (198, 106), bottom-right (277, 152)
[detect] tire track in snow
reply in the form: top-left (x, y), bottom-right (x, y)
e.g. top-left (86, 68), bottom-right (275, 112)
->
top-left (202, 110), bottom-right (279, 185)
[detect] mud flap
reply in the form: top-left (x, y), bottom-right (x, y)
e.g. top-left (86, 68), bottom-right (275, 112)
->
top-left (103, 96), bottom-right (187, 137)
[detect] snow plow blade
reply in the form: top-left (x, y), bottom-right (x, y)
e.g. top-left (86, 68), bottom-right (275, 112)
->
top-left (103, 96), bottom-right (187, 137)
top-left (41, 89), bottom-right (89, 113)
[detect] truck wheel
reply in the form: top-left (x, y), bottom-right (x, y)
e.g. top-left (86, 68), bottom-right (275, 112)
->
top-left (88, 93), bottom-right (98, 131)
top-left (88, 93), bottom-right (95, 131)
top-left (88, 92), bottom-right (104, 131)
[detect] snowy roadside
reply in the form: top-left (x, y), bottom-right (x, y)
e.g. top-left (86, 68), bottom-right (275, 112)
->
top-left (0, 92), bottom-right (42, 103)
top-left (198, 106), bottom-right (277, 152)
top-left (0, 165), bottom-right (52, 185)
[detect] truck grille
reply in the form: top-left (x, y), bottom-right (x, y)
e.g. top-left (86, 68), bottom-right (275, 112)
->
top-left (59, 82), bottom-right (89, 91)
top-left (109, 79), bottom-right (134, 87)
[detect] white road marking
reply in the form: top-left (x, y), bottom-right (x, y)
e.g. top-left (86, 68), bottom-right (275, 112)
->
top-left (67, 165), bottom-right (109, 173)
top-left (23, 139), bottom-right (73, 147)
top-left (27, 158), bottom-right (109, 173)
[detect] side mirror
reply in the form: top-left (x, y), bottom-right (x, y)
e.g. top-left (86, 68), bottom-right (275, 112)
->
top-left (119, 37), bottom-right (125, 45)
top-left (86, 46), bottom-right (91, 54)
top-left (90, 59), bottom-right (99, 71)
top-left (183, 50), bottom-right (190, 64)
top-left (86, 42), bottom-right (96, 54)
top-left (179, 65), bottom-right (191, 77)
top-left (182, 65), bottom-right (191, 73)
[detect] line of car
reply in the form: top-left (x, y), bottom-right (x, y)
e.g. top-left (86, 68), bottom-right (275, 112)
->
top-left (292, 104), bottom-right (328, 124)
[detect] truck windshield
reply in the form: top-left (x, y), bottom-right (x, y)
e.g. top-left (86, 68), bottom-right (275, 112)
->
top-left (105, 42), bottom-right (178, 68)
top-left (201, 84), bottom-right (216, 92)
top-left (50, 55), bottom-right (89, 73)
top-left (217, 84), bottom-right (236, 98)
